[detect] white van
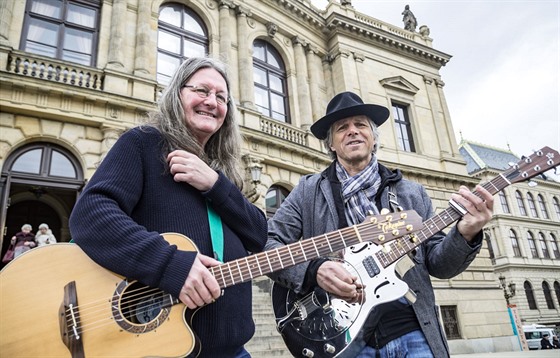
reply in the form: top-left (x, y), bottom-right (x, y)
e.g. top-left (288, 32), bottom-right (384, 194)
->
top-left (523, 324), bottom-right (556, 350)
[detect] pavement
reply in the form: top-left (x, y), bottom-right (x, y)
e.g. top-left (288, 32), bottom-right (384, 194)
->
top-left (451, 350), bottom-right (559, 358)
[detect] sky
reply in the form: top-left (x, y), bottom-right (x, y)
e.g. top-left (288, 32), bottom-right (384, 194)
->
top-left (311, 0), bottom-right (560, 162)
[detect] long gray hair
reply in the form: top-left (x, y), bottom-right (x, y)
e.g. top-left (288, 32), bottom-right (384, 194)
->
top-left (323, 120), bottom-right (380, 160)
top-left (146, 57), bottom-right (243, 188)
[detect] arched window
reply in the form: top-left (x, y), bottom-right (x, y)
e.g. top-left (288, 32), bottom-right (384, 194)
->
top-left (8, 144), bottom-right (81, 180)
top-left (527, 193), bottom-right (538, 218)
top-left (498, 192), bottom-right (510, 214)
top-left (157, 3), bottom-right (208, 84)
top-left (537, 194), bottom-right (549, 219)
top-left (551, 234), bottom-right (560, 259)
top-left (524, 281), bottom-right (538, 310)
top-left (538, 232), bottom-right (550, 259)
top-left (265, 185), bottom-right (290, 218)
top-left (515, 191), bottom-right (527, 216)
top-left (554, 281), bottom-right (560, 306)
top-left (509, 229), bottom-right (521, 257)
top-left (543, 281), bottom-right (555, 309)
top-left (253, 40), bottom-right (289, 123)
top-left (553, 197), bottom-right (560, 220)
top-left (527, 232), bottom-right (538, 258)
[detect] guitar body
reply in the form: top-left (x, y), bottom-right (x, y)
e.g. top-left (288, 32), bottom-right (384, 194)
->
top-left (272, 242), bottom-right (409, 358)
top-left (0, 234), bottom-right (198, 358)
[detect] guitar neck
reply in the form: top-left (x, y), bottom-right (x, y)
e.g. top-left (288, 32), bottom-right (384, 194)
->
top-left (210, 212), bottom-right (416, 289)
top-left (376, 173), bottom-right (513, 268)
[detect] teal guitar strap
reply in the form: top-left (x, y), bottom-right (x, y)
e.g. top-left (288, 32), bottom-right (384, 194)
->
top-left (206, 201), bottom-right (224, 263)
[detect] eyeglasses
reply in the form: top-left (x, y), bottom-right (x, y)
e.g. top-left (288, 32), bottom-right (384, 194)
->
top-left (183, 84), bottom-right (229, 106)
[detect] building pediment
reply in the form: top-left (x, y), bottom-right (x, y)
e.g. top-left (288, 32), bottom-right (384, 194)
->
top-left (379, 76), bottom-right (419, 95)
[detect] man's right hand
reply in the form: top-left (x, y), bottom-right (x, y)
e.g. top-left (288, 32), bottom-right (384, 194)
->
top-left (316, 261), bottom-right (363, 304)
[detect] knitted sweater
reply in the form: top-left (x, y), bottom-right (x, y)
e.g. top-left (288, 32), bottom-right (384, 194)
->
top-left (69, 126), bottom-right (267, 357)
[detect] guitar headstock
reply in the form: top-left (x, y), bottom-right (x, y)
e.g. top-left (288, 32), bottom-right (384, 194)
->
top-left (359, 210), bottom-right (422, 245)
top-left (505, 146), bottom-right (560, 184)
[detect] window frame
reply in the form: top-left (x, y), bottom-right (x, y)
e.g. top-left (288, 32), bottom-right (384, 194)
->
top-left (509, 229), bottom-right (522, 257)
top-left (252, 39), bottom-right (290, 123)
top-left (515, 191), bottom-right (527, 216)
top-left (537, 194), bottom-right (549, 219)
top-left (527, 231), bottom-right (539, 258)
top-left (391, 102), bottom-right (416, 152)
top-left (499, 191), bottom-right (510, 214)
top-left (524, 281), bottom-right (538, 310)
top-left (20, 0), bottom-right (101, 67)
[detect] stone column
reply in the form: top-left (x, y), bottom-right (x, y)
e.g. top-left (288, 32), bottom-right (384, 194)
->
top-left (100, 126), bottom-right (122, 162)
top-left (353, 52), bottom-right (367, 98)
top-left (236, 6), bottom-right (254, 108)
top-left (219, 0), bottom-right (234, 64)
top-left (134, 0), bottom-right (151, 75)
top-left (306, 46), bottom-right (322, 122)
top-left (107, 0), bottom-right (126, 68)
top-left (0, 0), bottom-right (14, 45)
top-left (292, 36), bottom-right (312, 128)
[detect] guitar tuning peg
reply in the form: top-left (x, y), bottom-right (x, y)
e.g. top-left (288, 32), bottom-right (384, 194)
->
top-left (380, 208), bottom-right (390, 215)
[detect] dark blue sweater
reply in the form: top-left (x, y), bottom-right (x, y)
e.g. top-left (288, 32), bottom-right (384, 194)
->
top-left (69, 127), bottom-right (267, 357)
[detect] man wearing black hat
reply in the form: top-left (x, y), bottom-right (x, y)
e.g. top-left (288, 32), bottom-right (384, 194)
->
top-left (266, 91), bottom-right (494, 357)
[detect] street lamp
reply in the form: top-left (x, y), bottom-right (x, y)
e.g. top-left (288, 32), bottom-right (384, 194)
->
top-left (499, 275), bottom-right (516, 305)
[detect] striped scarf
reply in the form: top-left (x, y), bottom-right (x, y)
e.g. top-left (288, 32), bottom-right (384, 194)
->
top-left (336, 157), bottom-right (381, 225)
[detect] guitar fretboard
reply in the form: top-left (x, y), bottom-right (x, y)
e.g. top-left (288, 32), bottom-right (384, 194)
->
top-left (210, 212), bottom-right (417, 289)
top-left (375, 149), bottom-right (556, 268)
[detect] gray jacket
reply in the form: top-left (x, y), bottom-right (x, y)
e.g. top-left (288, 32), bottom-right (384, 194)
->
top-left (266, 161), bottom-right (482, 357)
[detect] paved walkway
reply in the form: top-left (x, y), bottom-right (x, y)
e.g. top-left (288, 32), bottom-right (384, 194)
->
top-left (451, 350), bottom-right (559, 358)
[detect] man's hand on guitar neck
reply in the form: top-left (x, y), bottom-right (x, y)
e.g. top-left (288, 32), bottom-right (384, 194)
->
top-left (452, 185), bottom-right (494, 242)
top-left (316, 261), bottom-right (364, 304)
top-left (180, 254), bottom-right (222, 309)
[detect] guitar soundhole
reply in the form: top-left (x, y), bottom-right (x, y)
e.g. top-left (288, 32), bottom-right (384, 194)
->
top-left (112, 280), bottom-right (171, 334)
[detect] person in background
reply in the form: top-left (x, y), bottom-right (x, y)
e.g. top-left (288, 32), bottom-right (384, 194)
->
top-left (11, 224), bottom-right (36, 258)
top-left (541, 334), bottom-right (554, 349)
top-left (35, 223), bottom-right (57, 247)
top-left (552, 335), bottom-right (560, 349)
top-left (266, 91), bottom-right (494, 358)
top-left (69, 57), bottom-right (267, 358)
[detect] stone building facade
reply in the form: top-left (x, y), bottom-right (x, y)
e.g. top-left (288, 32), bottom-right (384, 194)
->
top-left (0, 0), bottom-right (527, 355)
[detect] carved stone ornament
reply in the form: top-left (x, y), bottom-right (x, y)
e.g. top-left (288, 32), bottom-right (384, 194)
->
top-left (266, 22), bottom-right (278, 38)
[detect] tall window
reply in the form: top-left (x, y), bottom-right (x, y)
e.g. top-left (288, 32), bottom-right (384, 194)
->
top-left (537, 194), bottom-right (549, 219)
top-left (515, 191), bottom-right (527, 216)
top-left (527, 193), bottom-right (538, 218)
top-left (265, 185), bottom-right (290, 218)
top-left (554, 281), bottom-right (560, 307)
top-left (538, 232), bottom-right (550, 258)
top-left (543, 281), bottom-right (555, 309)
top-left (253, 40), bottom-right (289, 122)
top-left (440, 306), bottom-right (460, 340)
top-left (21, 0), bottom-right (100, 66)
top-left (527, 232), bottom-right (538, 258)
top-left (10, 144), bottom-right (80, 179)
top-left (551, 234), bottom-right (560, 259)
top-left (553, 197), bottom-right (560, 220)
top-left (499, 192), bottom-right (510, 214)
top-left (524, 281), bottom-right (538, 310)
top-left (157, 3), bottom-right (208, 84)
top-left (392, 103), bottom-right (415, 152)
top-left (510, 230), bottom-right (521, 257)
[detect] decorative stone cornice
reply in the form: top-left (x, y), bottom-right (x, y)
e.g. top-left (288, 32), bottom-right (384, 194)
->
top-left (291, 36), bottom-right (308, 47)
top-left (353, 52), bottom-right (365, 62)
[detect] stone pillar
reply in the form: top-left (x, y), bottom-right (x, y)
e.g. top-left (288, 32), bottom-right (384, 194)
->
top-left (0, 0), bottom-right (14, 45)
top-left (306, 46), bottom-right (322, 122)
top-left (219, 0), bottom-right (234, 64)
top-left (134, 0), bottom-right (151, 75)
top-left (236, 6), bottom-right (254, 108)
top-left (107, 0), bottom-right (126, 68)
top-left (353, 52), bottom-right (367, 98)
top-left (292, 36), bottom-right (312, 128)
top-left (100, 126), bottom-right (122, 162)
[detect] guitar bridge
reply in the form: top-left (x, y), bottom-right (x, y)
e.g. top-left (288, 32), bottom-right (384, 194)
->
top-left (59, 281), bottom-right (85, 358)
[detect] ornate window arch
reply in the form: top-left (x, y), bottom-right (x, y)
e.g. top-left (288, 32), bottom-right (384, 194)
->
top-left (253, 39), bottom-right (289, 123)
top-left (157, 3), bottom-right (208, 84)
top-left (524, 281), bottom-right (538, 310)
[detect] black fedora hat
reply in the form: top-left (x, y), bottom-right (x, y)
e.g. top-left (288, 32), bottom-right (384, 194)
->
top-left (310, 91), bottom-right (390, 140)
